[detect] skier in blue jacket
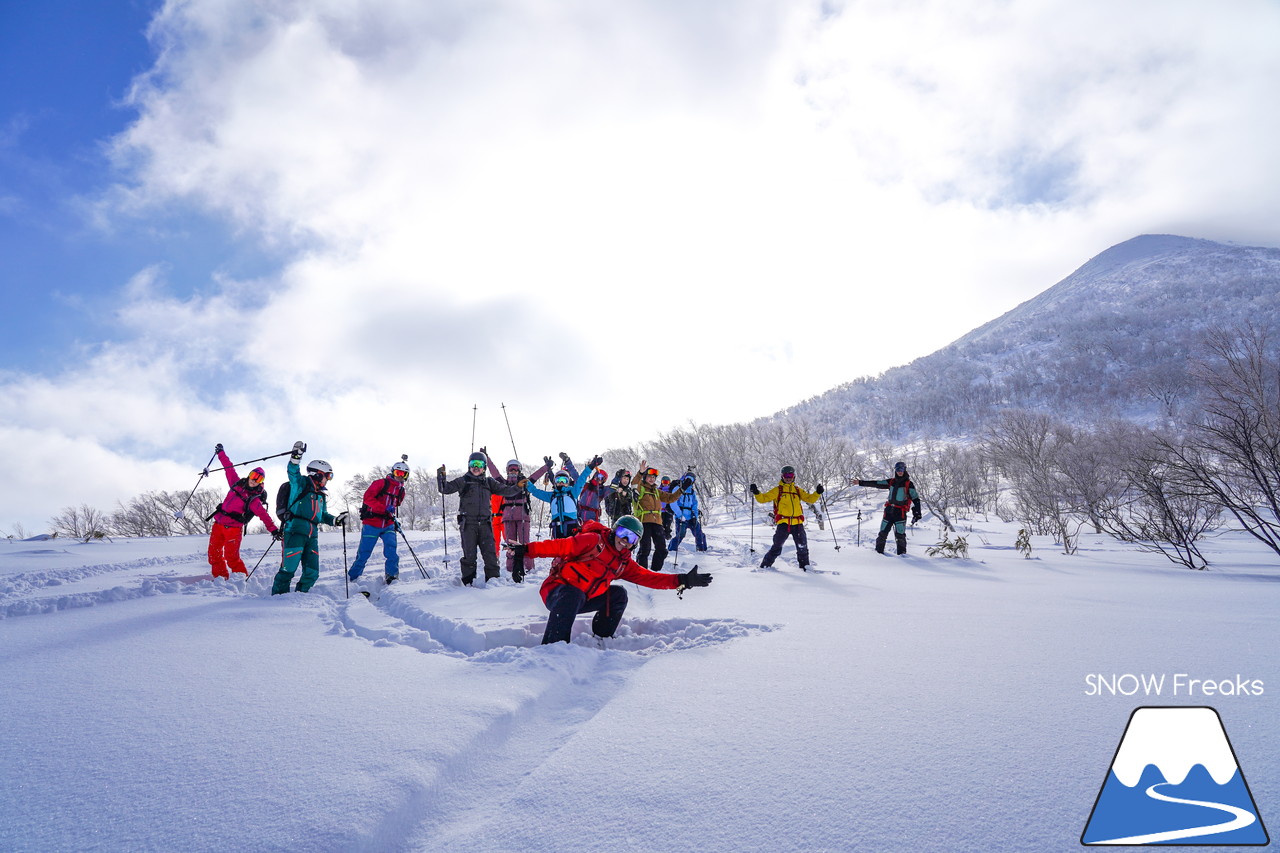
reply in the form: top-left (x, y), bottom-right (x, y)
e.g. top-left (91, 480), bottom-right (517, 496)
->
top-left (667, 471), bottom-right (707, 554)
top-left (528, 453), bottom-right (601, 538)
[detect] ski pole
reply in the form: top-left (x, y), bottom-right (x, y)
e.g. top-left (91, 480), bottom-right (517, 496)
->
top-left (246, 536), bottom-right (279, 580)
top-left (440, 484), bottom-right (451, 573)
top-left (203, 448), bottom-right (295, 476)
top-left (857, 508), bottom-right (863, 548)
top-left (398, 526), bottom-right (430, 579)
top-left (819, 491), bottom-right (841, 551)
top-left (501, 402), bottom-right (521, 462)
top-left (748, 486), bottom-right (756, 553)
top-left (174, 448), bottom-right (220, 520)
top-left (342, 520), bottom-right (349, 599)
top-left (471, 404), bottom-right (477, 453)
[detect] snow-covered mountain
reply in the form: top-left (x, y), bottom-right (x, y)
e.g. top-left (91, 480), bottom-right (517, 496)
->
top-left (776, 234), bottom-right (1280, 440)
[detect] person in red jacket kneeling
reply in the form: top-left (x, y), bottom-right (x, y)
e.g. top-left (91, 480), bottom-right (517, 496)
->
top-left (509, 515), bottom-right (713, 645)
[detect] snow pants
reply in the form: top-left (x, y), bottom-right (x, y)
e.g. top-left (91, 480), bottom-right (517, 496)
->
top-left (550, 517), bottom-right (580, 540)
top-left (875, 506), bottom-right (909, 555)
top-left (347, 524), bottom-right (399, 581)
top-left (503, 517), bottom-right (533, 581)
top-left (636, 521), bottom-right (669, 571)
top-left (761, 523), bottom-right (809, 569)
top-left (668, 517), bottom-right (707, 553)
top-left (273, 527), bottom-right (320, 594)
top-left (542, 584), bottom-right (628, 644)
top-left (459, 517), bottom-right (500, 584)
top-left (207, 522), bottom-right (247, 578)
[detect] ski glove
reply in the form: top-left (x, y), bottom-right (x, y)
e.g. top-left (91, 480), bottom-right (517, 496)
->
top-left (271, 530), bottom-right (284, 541)
top-left (588, 455), bottom-right (603, 469)
top-left (516, 475), bottom-right (529, 489)
top-left (676, 567), bottom-right (713, 588)
top-left (506, 542), bottom-right (527, 564)
top-left (681, 476), bottom-right (694, 490)
top-left (544, 455), bottom-right (555, 470)
top-left (559, 451), bottom-right (570, 463)
top-left (749, 484), bottom-right (760, 495)
top-left (215, 443), bottom-right (224, 453)
top-left (291, 440), bottom-right (306, 460)
top-left (333, 512), bottom-right (349, 528)
top-left (394, 521), bottom-right (402, 533)
top-left (815, 484), bottom-right (824, 495)
top-left (912, 509), bottom-right (922, 523)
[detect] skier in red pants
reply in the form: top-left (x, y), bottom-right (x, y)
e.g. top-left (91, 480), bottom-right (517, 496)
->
top-left (207, 444), bottom-right (281, 578)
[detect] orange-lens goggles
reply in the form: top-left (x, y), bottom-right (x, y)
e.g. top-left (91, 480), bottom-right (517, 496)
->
top-left (392, 469), bottom-right (409, 480)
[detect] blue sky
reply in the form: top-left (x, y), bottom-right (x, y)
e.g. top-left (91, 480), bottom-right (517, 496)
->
top-left (3, 0), bottom-right (1280, 533)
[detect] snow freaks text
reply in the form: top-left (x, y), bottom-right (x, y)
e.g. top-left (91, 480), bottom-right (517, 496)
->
top-left (1085, 674), bottom-right (1265, 698)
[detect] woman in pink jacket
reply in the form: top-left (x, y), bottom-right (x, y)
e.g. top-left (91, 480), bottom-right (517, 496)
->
top-left (207, 444), bottom-right (281, 578)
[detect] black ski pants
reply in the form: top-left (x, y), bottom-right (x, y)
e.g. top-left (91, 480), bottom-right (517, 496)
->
top-left (459, 516), bottom-right (500, 583)
top-left (761, 523), bottom-right (809, 569)
top-left (542, 584), bottom-right (628, 644)
top-left (875, 506), bottom-right (909, 555)
top-left (636, 521), bottom-right (668, 571)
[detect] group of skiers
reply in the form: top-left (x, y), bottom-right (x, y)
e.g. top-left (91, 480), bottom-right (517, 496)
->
top-left (204, 440), bottom-right (921, 644)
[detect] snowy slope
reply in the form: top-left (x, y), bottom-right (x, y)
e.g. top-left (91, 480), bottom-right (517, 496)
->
top-left (1, 508), bottom-right (1277, 852)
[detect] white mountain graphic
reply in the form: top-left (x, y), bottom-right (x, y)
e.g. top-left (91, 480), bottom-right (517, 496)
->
top-left (1111, 706), bottom-right (1239, 786)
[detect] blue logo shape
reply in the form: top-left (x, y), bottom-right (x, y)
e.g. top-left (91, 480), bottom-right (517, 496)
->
top-left (1082, 706), bottom-right (1269, 846)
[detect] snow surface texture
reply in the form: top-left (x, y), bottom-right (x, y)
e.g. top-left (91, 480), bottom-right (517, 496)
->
top-left (1, 510), bottom-right (1277, 852)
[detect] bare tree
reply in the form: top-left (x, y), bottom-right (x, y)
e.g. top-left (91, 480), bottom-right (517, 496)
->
top-left (1161, 325), bottom-right (1280, 559)
top-left (51, 504), bottom-right (108, 540)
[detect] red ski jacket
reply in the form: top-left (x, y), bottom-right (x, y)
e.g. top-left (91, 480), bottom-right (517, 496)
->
top-left (360, 476), bottom-right (405, 529)
top-left (527, 519), bottom-right (679, 603)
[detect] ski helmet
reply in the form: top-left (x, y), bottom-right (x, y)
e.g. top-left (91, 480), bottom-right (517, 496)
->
top-left (894, 461), bottom-right (907, 475)
top-left (613, 515), bottom-right (643, 547)
top-left (391, 461), bottom-right (410, 480)
top-left (248, 467), bottom-right (266, 486)
top-left (554, 469), bottom-right (571, 486)
top-left (306, 460), bottom-right (333, 481)
top-left (507, 459), bottom-right (522, 471)
top-left (593, 468), bottom-right (607, 484)
top-left (616, 468), bottom-right (631, 479)
top-left (781, 465), bottom-right (796, 479)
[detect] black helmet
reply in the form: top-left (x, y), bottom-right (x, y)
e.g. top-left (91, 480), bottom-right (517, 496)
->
top-left (781, 465), bottom-right (795, 478)
top-left (894, 461), bottom-right (907, 475)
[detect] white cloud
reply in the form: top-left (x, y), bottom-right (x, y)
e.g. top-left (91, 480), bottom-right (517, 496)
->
top-left (4, 0), bottom-right (1280, 531)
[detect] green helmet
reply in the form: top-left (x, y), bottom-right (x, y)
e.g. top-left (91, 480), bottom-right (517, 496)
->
top-left (613, 515), bottom-right (642, 537)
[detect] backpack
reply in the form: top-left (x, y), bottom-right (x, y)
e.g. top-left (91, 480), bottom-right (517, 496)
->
top-left (359, 477), bottom-right (400, 522)
top-left (276, 482), bottom-right (293, 525)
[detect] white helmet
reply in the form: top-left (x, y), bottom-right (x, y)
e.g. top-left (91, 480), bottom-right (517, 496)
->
top-left (506, 458), bottom-right (522, 470)
top-left (390, 461), bottom-right (410, 480)
top-left (306, 460), bottom-right (333, 480)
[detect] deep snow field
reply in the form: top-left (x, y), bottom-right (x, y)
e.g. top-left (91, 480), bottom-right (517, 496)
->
top-left (2, 504), bottom-right (1277, 853)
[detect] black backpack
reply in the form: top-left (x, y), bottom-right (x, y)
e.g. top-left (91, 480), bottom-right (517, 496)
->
top-left (276, 482), bottom-right (293, 525)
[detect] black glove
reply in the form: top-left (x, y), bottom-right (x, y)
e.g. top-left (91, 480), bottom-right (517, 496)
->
top-left (516, 475), bottom-right (529, 489)
top-left (676, 566), bottom-right (713, 588)
top-left (749, 484), bottom-right (759, 495)
top-left (479, 445), bottom-right (487, 456)
top-left (271, 530), bottom-right (283, 541)
top-left (559, 452), bottom-right (571, 465)
top-left (394, 520), bottom-right (402, 533)
top-left (681, 476), bottom-right (694, 490)
top-left (506, 542), bottom-right (527, 563)
top-left (588, 454), bottom-right (603, 469)
top-left (815, 483), bottom-right (824, 495)
top-left (437, 464), bottom-right (447, 478)
top-left (333, 512), bottom-right (349, 528)
top-left (912, 510), bottom-right (922, 523)
top-left (544, 455), bottom-right (555, 470)
top-left (215, 443), bottom-right (224, 453)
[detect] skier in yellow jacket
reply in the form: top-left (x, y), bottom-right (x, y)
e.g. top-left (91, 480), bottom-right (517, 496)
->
top-left (750, 465), bottom-right (823, 571)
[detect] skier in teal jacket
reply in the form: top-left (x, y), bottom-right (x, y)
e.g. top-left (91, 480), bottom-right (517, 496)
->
top-left (272, 442), bottom-right (347, 594)
top-left (857, 461), bottom-right (921, 555)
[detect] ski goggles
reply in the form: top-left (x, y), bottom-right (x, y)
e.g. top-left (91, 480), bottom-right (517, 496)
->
top-left (613, 526), bottom-right (640, 548)
top-left (641, 468), bottom-right (659, 478)
top-left (309, 471), bottom-right (332, 482)
top-left (782, 472), bottom-right (796, 481)
top-left (392, 469), bottom-right (409, 480)
top-left (248, 468), bottom-right (265, 485)
top-left (469, 460), bottom-right (486, 470)
top-left (554, 475), bottom-right (571, 486)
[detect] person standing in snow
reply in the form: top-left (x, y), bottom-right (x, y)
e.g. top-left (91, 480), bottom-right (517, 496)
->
top-left (605, 469), bottom-right (635, 524)
top-left (346, 461), bottom-right (409, 585)
top-left (485, 454), bottom-right (550, 582)
top-left (631, 461), bottom-right (685, 571)
top-left (507, 515), bottom-right (713, 644)
top-left (561, 452), bottom-right (608, 525)
top-left (856, 461), bottom-right (922, 555)
top-left (659, 475), bottom-right (677, 538)
top-left (527, 453), bottom-right (602, 539)
top-left (750, 465), bottom-right (822, 571)
top-left (438, 451), bottom-right (527, 585)
top-left (668, 471), bottom-right (707, 556)
top-left (272, 443), bottom-right (347, 594)
top-left (207, 444), bottom-right (282, 579)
